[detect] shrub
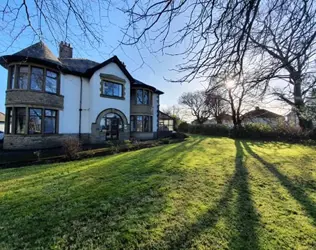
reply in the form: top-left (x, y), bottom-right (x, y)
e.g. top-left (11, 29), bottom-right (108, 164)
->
top-left (178, 122), bottom-right (189, 133)
top-left (171, 132), bottom-right (188, 140)
top-left (62, 137), bottom-right (82, 160)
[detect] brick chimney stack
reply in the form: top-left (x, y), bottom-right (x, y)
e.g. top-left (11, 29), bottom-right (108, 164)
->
top-left (59, 41), bottom-right (73, 58)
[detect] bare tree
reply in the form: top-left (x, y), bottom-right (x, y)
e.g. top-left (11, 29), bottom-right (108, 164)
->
top-left (0, 0), bottom-right (110, 51)
top-left (178, 91), bottom-right (211, 124)
top-left (121, 0), bottom-right (316, 130)
top-left (205, 88), bottom-right (230, 124)
top-left (207, 76), bottom-right (258, 128)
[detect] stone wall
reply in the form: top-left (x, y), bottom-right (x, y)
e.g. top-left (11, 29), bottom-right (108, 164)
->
top-left (131, 132), bottom-right (155, 141)
top-left (3, 134), bottom-right (90, 150)
top-left (6, 90), bottom-right (64, 109)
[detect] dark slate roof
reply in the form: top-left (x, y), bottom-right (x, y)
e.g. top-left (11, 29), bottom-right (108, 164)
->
top-left (0, 42), bottom-right (164, 94)
top-left (159, 111), bottom-right (175, 120)
top-left (13, 41), bottom-right (61, 65)
top-left (243, 108), bottom-right (283, 119)
top-left (0, 112), bottom-right (5, 122)
top-left (134, 79), bottom-right (164, 94)
top-left (60, 58), bottom-right (99, 74)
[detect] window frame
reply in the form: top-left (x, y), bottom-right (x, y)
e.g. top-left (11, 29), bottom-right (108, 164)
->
top-left (44, 109), bottom-right (57, 134)
top-left (130, 115), bottom-right (153, 132)
top-left (7, 107), bottom-right (59, 135)
top-left (101, 80), bottom-right (124, 99)
top-left (7, 64), bottom-right (60, 95)
top-left (134, 88), bottom-right (152, 105)
top-left (15, 107), bottom-right (27, 134)
top-left (28, 108), bottom-right (43, 134)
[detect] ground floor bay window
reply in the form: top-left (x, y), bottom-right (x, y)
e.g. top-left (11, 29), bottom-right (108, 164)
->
top-left (130, 115), bottom-right (153, 132)
top-left (5, 107), bottom-right (58, 135)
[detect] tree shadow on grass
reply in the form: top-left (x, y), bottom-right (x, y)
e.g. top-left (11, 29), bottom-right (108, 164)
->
top-left (242, 141), bottom-right (316, 225)
top-left (163, 140), bottom-right (260, 250)
top-left (0, 137), bottom-right (207, 249)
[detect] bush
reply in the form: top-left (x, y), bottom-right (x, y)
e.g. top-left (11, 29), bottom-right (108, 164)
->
top-left (171, 132), bottom-right (188, 140)
top-left (62, 137), bottom-right (82, 160)
top-left (178, 122), bottom-right (189, 133)
top-left (183, 122), bottom-right (315, 143)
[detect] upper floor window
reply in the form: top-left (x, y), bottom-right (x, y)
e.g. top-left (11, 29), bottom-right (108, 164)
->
top-left (9, 66), bottom-right (15, 89)
top-left (46, 70), bottom-right (58, 93)
top-left (136, 89), bottom-right (150, 105)
top-left (8, 64), bottom-right (59, 94)
top-left (31, 67), bottom-right (44, 91)
top-left (18, 66), bottom-right (28, 89)
top-left (102, 81), bottom-right (123, 98)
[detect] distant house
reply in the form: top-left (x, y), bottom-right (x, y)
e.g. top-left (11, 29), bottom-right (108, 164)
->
top-left (0, 112), bottom-right (4, 131)
top-left (159, 111), bottom-right (175, 131)
top-left (242, 107), bottom-right (284, 127)
top-left (285, 110), bottom-right (300, 127)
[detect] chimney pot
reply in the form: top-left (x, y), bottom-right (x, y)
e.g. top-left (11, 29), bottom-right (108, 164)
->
top-left (59, 41), bottom-right (73, 58)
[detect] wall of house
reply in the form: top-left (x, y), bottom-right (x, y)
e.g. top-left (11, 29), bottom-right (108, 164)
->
top-left (89, 62), bottom-right (131, 124)
top-left (59, 74), bottom-right (90, 134)
top-left (0, 122), bottom-right (4, 132)
top-left (152, 93), bottom-right (159, 134)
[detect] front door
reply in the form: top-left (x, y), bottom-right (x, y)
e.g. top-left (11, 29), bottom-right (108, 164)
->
top-left (105, 117), bottom-right (119, 140)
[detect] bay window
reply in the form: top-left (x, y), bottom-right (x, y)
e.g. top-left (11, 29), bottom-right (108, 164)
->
top-left (135, 89), bottom-right (150, 105)
top-left (131, 115), bottom-right (153, 132)
top-left (7, 64), bottom-right (59, 94)
top-left (6, 107), bottom-right (58, 135)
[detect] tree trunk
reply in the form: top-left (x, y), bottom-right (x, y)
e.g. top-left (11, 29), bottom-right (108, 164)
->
top-left (292, 74), bottom-right (313, 130)
top-left (215, 117), bottom-right (223, 124)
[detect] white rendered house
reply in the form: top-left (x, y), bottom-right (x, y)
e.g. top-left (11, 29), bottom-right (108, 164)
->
top-left (0, 42), bottom-right (163, 150)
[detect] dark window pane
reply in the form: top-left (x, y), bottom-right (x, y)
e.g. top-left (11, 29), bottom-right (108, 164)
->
top-left (6, 108), bottom-right (12, 134)
top-left (46, 70), bottom-right (58, 93)
top-left (29, 109), bottom-right (42, 134)
top-left (9, 66), bottom-right (15, 89)
top-left (143, 90), bottom-right (149, 105)
top-left (15, 108), bottom-right (26, 134)
top-left (44, 109), bottom-right (57, 134)
top-left (31, 67), bottom-right (44, 91)
top-left (103, 81), bottom-right (123, 97)
top-left (144, 116), bottom-right (150, 132)
top-left (45, 110), bottom-right (56, 117)
top-left (130, 116), bottom-right (135, 132)
top-left (136, 89), bottom-right (143, 104)
top-left (136, 116), bottom-right (143, 132)
top-left (18, 66), bottom-right (28, 89)
top-left (44, 118), bottom-right (56, 134)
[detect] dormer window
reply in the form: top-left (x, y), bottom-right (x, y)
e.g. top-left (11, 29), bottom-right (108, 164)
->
top-left (8, 64), bottom-right (59, 94)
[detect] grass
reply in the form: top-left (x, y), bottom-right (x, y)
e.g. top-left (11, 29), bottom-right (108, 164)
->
top-left (0, 135), bottom-right (316, 249)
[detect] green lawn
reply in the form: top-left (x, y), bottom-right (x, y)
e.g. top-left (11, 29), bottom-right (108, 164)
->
top-left (1, 136), bottom-right (316, 249)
